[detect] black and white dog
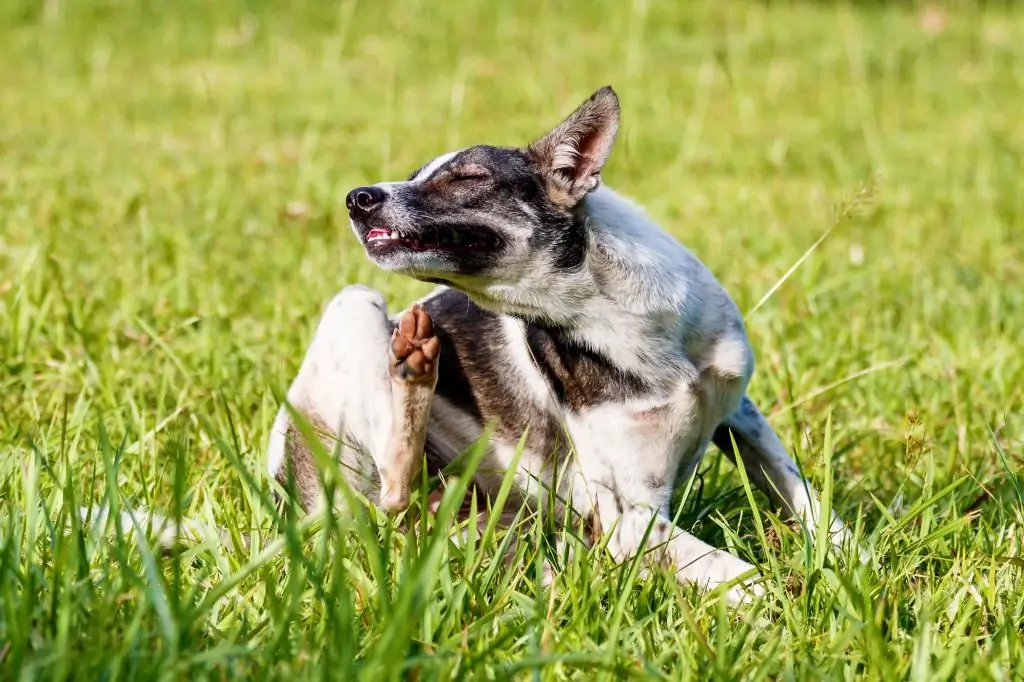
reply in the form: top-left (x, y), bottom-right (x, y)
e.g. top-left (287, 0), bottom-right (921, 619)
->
top-left (266, 86), bottom-right (850, 604)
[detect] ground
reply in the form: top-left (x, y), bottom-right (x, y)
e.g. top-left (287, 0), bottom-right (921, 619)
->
top-left (1, 0), bottom-right (1022, 679)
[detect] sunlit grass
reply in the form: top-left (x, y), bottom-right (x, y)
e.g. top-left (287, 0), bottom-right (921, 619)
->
top-left (1, 0), bottom-right (1022, 679)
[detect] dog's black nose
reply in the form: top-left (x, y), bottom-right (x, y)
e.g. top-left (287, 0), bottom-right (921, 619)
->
top-left (345, 186), bottom-right (386, 218)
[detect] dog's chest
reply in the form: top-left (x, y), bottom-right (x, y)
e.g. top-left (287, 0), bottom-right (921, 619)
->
top-left (418, 289), bottom-right (680, 493)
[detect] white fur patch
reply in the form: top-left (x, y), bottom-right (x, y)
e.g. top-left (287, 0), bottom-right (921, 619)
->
top-left (266, 407), bottom-right (290, 478)
top-left (499, 316), bottom-right (558, 411)
top-left (412, 150), bottom-right (463, 183)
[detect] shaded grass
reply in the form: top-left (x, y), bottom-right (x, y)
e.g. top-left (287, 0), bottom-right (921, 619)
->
top-left (1, 0), bottom-right (1023, 679)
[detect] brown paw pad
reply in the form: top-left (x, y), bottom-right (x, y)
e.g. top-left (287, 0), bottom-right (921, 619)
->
top-left (390, 304), bottom-right (440, 382)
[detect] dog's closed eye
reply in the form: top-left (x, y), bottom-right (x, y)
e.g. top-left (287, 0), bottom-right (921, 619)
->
top-left (450, 164), bottom-right (491, 182)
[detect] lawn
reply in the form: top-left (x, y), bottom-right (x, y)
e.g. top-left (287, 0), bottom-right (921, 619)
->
top-left (1, 0), bottom-right (1022, 679)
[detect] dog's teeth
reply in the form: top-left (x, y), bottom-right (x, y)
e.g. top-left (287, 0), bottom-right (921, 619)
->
top-left (367, 228), bottom-right (401, 242)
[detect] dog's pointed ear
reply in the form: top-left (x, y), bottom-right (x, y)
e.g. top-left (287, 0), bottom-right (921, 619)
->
top-left (528, 86), bottom-right (620, 208)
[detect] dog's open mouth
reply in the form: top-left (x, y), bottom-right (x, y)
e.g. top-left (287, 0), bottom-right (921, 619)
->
top-left (365, 226), bottom-right (499, 252)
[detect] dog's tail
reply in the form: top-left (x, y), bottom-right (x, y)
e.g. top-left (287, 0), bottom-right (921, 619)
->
top-left (76, 504), bottom-right (251, 554)
top-left (712, 395), bottom-right (849, 544)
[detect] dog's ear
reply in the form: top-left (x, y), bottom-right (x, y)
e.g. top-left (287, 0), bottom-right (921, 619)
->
top-left (528, 86), bottom-right (620, 208)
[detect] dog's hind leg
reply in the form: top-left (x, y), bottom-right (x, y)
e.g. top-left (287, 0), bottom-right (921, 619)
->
top-left (381, 304), bottom-right (440, 511)
top-left (712, 395), bottom-right (849, 547)
top-left (267, 285), bottom-right (439, 514)
top-left (82, 286), bottom-right (438, 552)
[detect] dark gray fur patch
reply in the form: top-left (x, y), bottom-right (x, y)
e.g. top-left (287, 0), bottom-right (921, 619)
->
top-left (524, 322), bottom-right (649, 412)
top-left (419, 145), bottom-right (586, 274)
top-left (645, 474), bottom-right (667, 490)
top-left (712, 397), bottom-right (782, 497)
top-left (710, 422), bottom-right (748, 465)
top-left (420, 289), bottom-right (566, 456)
top-left (420, 290), bottom-right (651, 457)
top-left (355, 144), bottom-right (589, 278)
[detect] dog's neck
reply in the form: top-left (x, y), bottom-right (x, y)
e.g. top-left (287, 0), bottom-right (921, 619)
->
top-left (461, 185), bottom-right (709, 377)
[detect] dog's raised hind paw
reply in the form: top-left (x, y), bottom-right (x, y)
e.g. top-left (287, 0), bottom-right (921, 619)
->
top-left (389, 304), bottom-right (440, 384)
top-left (379, 304), bottom-right (440, 514)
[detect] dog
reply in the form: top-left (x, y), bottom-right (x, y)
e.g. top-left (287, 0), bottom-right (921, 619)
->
top-left (264, 85), bottom-right (851, 605)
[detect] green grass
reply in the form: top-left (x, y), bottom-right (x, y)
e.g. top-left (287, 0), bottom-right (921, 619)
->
top-left (2, 0), bottom-right (1023, 679)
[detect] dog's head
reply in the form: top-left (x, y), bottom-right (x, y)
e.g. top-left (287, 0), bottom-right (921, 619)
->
top-left (344, 86), bottom-right (620, 311)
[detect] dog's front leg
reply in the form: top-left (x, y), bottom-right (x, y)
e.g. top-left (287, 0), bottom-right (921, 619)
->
top-left (589, 486), bottom-right (764, 605)
top-left (567, 401), bottom-right (765, 605)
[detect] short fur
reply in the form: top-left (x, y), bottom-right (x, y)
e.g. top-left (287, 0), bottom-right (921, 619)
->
top-left (264, 86), bottom-right (852, 604)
